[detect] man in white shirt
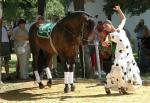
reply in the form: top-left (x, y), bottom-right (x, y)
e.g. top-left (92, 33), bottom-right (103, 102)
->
top-left (0, 18), bottom-right (11, 83)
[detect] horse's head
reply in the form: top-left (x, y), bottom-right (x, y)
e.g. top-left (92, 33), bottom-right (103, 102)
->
top-left (80, 13), bottom-right (95, 44)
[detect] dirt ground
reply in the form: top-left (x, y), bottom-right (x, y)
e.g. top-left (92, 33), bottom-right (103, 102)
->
top-left (0, 79), bottom-right (150, 103)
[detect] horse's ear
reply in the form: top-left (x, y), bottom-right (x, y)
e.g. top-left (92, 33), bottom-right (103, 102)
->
top-left (87, 19), bottom-right (95, 32)
top-left (95, 15), bottom-right (98, 19)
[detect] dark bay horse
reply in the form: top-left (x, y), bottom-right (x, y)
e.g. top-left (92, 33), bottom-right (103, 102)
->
top-left (29, 11), bottom-right (95, 93)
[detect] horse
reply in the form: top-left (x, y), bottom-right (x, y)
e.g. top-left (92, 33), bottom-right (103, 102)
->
top-left (29, 11), bottom-right (95, 93)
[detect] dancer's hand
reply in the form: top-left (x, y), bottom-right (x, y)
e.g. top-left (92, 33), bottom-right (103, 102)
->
top-left (113, 5), bottom-right (121, 12)
top-left (102, 41), bottom-right (110, 47)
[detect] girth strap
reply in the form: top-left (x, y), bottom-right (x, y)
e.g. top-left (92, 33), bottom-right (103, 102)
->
top-left (49, 36), bottom-right (58, 54)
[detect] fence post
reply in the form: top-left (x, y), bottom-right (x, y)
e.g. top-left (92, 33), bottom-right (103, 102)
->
top-left (95, 40), bottom-right (101, 79)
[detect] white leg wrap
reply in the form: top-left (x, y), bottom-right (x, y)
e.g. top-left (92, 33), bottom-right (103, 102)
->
top-left (69, 72), bottom-right (74, 84)
top-left (64, 72), bottom-right (69, 84)
top-left (34, 71), bottom-right (41, 83)
top-left (45, 67), bottom-right (52, 79)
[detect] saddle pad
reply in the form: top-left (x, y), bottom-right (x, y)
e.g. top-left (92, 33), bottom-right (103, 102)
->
top-left (37, 23), bottom-right (56, 38)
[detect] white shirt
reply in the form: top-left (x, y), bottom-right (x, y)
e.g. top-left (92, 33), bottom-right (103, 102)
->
top-left (1, 26), bottom-right (9, 42)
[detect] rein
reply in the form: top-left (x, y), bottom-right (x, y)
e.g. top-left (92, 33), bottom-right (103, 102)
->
top-left (81, 23), bottom-right (90, 42)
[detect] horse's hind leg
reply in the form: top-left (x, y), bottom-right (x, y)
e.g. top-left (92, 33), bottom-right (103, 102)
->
top-left (33, 50), bottom-right (44, 89)
top-left (34, 70), bottom-right (44, 89)
top-left (45, 55), bottom-right (53, 88)
top-left (45, 67), bottom-right (52, 87)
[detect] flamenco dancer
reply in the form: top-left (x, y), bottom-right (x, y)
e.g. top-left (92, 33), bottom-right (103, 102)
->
top-left (102, 5), bottom-right (142, 94)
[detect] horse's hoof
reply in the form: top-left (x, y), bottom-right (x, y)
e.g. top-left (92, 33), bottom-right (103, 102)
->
top-left (64, 87), bottom-right (69, 93)
top-left (47, 79), bottom-right (52, 88)
top-left (71, 85), bottom-right (75, 92)
top-left (39, 82), bottom-right (45, 89)
top-left (105, 87), bottom-right (111, 95)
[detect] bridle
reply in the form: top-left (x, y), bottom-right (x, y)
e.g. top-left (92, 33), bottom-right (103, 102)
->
top-left (64, 22), bottom-right (90, 42)
top-left (80, 22), bottom-right (91, 42)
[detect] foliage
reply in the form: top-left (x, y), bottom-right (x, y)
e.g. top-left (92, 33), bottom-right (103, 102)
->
top-left (3, 0), bottom-right (37, 22)
top-left (103, 0), bottom-right (150, 16)
top-left (2, 0), bottom-right (67, 22)
top-left (45, 0), bottom-right (65, 19)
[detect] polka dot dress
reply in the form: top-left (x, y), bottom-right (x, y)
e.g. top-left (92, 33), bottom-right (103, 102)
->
top-left (105, 28), bottom-right (142, 91)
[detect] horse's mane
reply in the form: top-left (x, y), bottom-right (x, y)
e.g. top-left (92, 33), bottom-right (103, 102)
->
top-left (57, 11), bottom-right (93, 24)
top-left (66, 11), bottom-right (93, 18)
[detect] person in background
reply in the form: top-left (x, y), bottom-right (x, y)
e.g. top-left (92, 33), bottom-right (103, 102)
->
top-left (89, 21), bottom-right (103, 78)
top-left (90, 21), bottom-right (112, 77)
top-left (102, 6), bottom-right (142, 94)
top-left (13, 19), bottom-right (30, 80)
top-left (134, 19), bottom-right (150, 71)
top-left (96, 22), bottom-right (113, 75)
top-left (134, 19), bottom-right (149, 40)
top-left (0, 18), bottom-right (11, 82)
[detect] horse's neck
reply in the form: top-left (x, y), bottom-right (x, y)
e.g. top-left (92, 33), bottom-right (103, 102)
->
top-left (64, 20), bottom-right (82, 34)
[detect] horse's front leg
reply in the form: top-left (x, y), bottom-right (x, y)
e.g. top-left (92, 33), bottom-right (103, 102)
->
top-left (64, 59), bottom-right (76, 93)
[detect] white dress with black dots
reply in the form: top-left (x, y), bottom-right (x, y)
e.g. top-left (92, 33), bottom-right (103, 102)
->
top-left (105, 19), bottom-right (142, 91)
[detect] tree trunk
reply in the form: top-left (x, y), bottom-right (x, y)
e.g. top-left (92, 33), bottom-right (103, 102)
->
top-left (38, 0), bottom-right (46, 16)
top-left (73, 0), bottom-right (84, 11)
top-left (0, 0), bottom-right (3, 41)
top-left (0, 0), bottom-right (2, 18)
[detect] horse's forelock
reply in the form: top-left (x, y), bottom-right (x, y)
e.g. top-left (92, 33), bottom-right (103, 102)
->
top-left (88, 19), bottom-right (95, 32)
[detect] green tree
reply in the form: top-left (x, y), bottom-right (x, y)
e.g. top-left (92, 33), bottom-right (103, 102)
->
top-left (45, 0), bottom-right (65, 19)
top-left (3, 0), bottom-right (37, 21)
top-left (103, 0), bottom-right (150, 18)
top-left (2, 0), bottom-right (67, 21)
